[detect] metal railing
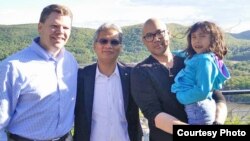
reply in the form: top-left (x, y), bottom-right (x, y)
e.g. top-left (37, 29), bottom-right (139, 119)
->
top-left (223, 89), bottom-right (250, 125)
top-left (222, 89), bottom-right (250, 95)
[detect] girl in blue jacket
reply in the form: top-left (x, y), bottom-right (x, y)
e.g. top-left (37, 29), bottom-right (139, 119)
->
top-left (171, 21), bottom-right (230, 124)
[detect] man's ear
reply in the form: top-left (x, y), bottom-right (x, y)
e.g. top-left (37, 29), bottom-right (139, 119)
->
top-left (93, 43), bottom-right (97, 51)
top-left (166, 30), bottom-right (171, 38)
top-left (141, 36), bottom-right (146, 46)
top-left (38, 23), bottom-right (42, 34)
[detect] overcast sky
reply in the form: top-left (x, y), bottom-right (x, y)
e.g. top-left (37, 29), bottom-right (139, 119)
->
top-left (0, 0), bottom-right (249, 33)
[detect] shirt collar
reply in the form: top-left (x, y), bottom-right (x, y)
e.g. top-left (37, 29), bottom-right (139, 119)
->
top-left (95, 63), bottom-right (120, 78)
top-left (30, 37), bottom-right (65, 61)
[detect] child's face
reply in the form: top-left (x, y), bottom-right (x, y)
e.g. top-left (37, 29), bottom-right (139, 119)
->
top-left (191, 28), bottom-right (211, 54)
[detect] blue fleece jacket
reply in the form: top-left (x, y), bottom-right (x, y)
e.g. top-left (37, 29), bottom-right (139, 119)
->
top-left (171, 52), bottom-right (230, 105)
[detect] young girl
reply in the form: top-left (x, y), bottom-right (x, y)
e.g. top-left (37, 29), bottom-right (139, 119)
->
top-left (171, 21), bottom-right (230, 125)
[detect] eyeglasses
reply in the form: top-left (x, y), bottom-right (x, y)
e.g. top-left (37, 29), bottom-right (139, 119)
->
top-left (96, 38), bottom-right (121, 46)
top-left (143, 30), bottom-right (165, 42)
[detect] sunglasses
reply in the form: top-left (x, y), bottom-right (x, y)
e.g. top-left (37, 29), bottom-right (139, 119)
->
top-left (96, 38), bottom-right (121, 46)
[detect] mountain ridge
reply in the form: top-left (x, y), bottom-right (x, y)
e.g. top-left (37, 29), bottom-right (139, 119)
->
top-left (1, 23), bottom-right (250, 64)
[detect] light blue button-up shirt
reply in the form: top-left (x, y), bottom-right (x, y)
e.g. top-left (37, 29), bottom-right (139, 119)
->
top-left (0, 37), bottom-right (78, 141)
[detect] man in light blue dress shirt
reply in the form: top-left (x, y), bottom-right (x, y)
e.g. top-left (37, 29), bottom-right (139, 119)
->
top-left (0, 4), bottom-right (77, 141)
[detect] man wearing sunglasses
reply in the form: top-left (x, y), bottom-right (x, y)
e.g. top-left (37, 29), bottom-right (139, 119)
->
top-left (130, 18), bottom-right (228, 141)
top-left (74, 23), bottom-right (142, 141)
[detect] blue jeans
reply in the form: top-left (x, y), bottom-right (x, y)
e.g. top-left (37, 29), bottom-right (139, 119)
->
top-left (185, 98), bottom-right (216, 125)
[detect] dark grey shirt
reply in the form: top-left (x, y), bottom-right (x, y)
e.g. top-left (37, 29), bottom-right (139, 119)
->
top-left (131, 55), bottom-right (187, 141)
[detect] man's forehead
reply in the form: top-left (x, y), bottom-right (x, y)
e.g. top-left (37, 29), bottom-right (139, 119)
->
top-left (143, 26), bottom-right (165, 34)
top-left (143, 20), bottom-right (166, 33)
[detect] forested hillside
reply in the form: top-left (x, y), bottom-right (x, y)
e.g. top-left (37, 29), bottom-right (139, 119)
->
top-left (1, 23), bottom-right (250, 89)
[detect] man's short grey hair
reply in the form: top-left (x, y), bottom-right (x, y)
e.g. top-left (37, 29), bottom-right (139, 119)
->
top-left (93, 23), bottom-right (123, 44)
